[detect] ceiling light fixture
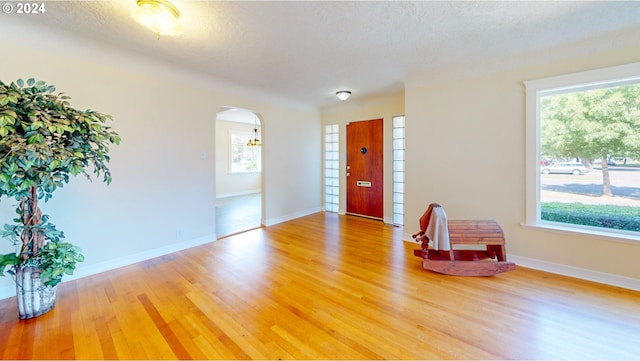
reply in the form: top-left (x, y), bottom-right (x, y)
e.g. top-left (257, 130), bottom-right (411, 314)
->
top-left (132, 0), bottom-right (184, 38)
top-left (336, 90), bottom-right (352, 101)
top-left (247, 116), bottom-right (261, 147)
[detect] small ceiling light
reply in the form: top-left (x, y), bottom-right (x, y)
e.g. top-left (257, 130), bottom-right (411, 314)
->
top-left (247, 116), bottom-right (261, 147)
top-left (132, 0), bottom-right (183, 37)
top-left (336, 90), bottom-right (352, 101)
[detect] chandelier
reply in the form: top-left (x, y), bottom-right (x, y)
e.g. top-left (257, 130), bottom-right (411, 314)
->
top-left (247, 116), bottom-right (261, 147)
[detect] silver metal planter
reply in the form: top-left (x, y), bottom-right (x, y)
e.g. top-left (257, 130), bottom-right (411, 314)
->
top-left (14, 265), bottom-right (57, 319)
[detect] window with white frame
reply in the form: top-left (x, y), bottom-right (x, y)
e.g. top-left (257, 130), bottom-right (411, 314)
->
top-left (324, 124), bottom-right (339, 213)
top-left (392, 115), bottom-right (405, 226)
top-left (524, 63), bottom-right (640, 239)
top-left (230, 131), bottom-right (261, 173)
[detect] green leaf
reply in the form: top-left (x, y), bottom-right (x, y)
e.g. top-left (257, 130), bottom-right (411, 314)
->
top-left (0, 253), bottom-right (19, 275)
top-left (19, 159), bottom-right (34, 171)
top-left (7, 163), bottom-right (19, 174)
top-left (2, 109), bottom-right (17, 121)
top-left (27, 133), bottom-right (45, 144)
top-left (70, 165), bottom-right (83, 176)
top-left (48, 160), bottom-right (61, 171)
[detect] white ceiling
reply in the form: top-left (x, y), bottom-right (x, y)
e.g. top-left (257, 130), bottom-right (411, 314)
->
top-left (15, 1), bottom-right (640, 110)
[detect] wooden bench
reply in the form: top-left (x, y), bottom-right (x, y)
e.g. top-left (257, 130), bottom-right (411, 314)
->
top-left (413, 205), bottom-right (516, 276)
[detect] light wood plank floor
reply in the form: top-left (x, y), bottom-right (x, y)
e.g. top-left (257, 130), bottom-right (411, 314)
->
top-left (1, 212), bottom-right (639, 359)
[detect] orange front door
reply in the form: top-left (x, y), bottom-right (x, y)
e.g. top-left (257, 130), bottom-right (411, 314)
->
top-left (346, 119), bottom-right (383, 219)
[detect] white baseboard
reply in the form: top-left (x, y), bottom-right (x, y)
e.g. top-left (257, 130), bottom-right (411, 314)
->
top-left (400, 237), bottom-right (640, 292)
top-left (508, 254), bottom-right (640, 292)
top-left (0, 234), bottom-right (217, 300)
top-left (1, 208), bottom-right (321, 300)
top-left (2, 208), bottom-right (323, 300)
top-left (216, 190), bottom-right (261, 199)
top-left (264, 206), bottom-right (323, 226)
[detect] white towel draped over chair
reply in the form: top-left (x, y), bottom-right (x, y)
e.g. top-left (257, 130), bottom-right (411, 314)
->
top-left (425, 204), bottom-right (450, 251)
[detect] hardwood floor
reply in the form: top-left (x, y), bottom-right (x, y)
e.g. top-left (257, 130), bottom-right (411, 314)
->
top-left (1, 212), bottom-right (639, 359)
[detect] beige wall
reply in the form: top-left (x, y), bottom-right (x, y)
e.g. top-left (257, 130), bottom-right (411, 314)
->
top-left (0, 19), bottom-right (321, 298)
top-left (321, 92), bottom-right (405, 223)
top-left (404, 44), bottom-right (640, 285)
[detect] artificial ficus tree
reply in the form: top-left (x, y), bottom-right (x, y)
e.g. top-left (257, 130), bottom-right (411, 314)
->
top-left (0, 78), bottom-right (121, 286)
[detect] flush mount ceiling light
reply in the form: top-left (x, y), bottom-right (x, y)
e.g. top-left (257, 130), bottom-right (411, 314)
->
top-left (336, 90), bottom-right (352, 101)
top-left (132, 0), bottom-right (183, 37)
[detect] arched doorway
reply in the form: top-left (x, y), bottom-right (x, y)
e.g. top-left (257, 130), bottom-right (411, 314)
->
top-left (215, 107), bottom-right (263, 238)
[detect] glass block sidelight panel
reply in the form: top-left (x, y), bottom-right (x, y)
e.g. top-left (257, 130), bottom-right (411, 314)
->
top-left (393, 116), bottom-right (405, 128)
top-left (393, 149), bottom-right (405, 161)
top-left (392, 116), bottom-right (405, 226)
top-left (324, 124), bottom-right (340, 213)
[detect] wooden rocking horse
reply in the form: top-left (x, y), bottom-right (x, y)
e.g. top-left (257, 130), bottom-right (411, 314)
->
top-left (412, 203), bottom-right (516, 276)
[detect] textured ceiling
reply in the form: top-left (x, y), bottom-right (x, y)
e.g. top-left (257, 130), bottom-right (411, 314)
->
top-left (11, 0), bottom-right (640, 110)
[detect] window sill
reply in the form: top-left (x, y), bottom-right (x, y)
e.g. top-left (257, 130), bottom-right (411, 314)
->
top-left (520, 222), bottom-right (640, 245)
